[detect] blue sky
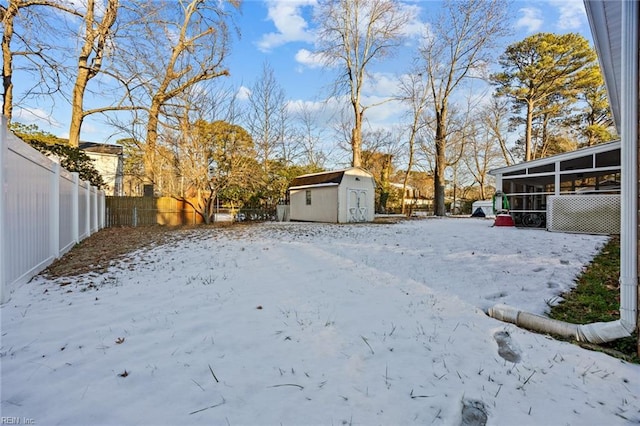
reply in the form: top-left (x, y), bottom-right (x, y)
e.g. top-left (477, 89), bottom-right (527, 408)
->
top-left (232, 0), bottom-right (591, 95)
top-left (12, 0), bottom-right (594, 158)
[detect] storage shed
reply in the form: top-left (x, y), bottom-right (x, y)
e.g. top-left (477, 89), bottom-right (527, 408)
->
top-left (288, 167), bottom-right (375, 223)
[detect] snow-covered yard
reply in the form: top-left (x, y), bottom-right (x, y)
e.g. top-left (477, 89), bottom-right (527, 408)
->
top-left (1, 218), bottom-right (638, 425)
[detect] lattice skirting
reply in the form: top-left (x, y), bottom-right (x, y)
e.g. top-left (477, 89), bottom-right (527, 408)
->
top-left (547, 195), bottom-right (620, 235)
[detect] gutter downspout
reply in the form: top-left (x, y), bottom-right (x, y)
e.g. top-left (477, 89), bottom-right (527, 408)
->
top-left (489, 0), bottom-right (638, 343)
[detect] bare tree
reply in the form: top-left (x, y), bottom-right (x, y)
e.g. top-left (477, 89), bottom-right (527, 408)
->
top-left (155, 83), bottom-right (259, 223)
top-left (121, 0), bottom-right (239, 191)
top-left (7, 1), bottom-right (146, 148)
top-left (68, 0), bottom-right (119, 147)
top-left (314, 0), bottom-right (410, 167)
top-left (2, 0), bottom-right (82, 121)
top-left (464, 113), bottom-right (505, 200)
top-left (293, 101), bottom-right (328, 169)
top-left (186, 118), bottom-right (258, 223)
top-left (420, 0), bottom-right (510, 215)
top-left (482, 96), bottom-right (513, 166)
top-left (245, 61), bottom-right (291, 173)
top-left (361, 127), bottom-right (404, 212)
top-left (419, 102), bottom-right (470, 210)
top-left (397, 66), bottom-right (430, 214)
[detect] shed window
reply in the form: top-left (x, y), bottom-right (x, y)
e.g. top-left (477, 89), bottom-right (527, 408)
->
top-left (306, 190), bottom-right (312, 205)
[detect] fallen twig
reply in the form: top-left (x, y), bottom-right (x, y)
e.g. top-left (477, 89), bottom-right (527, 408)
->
top-left (431, 408), bottom-right (442, 424)
top-left (494, 384), bottom-right (502, 397)
top-left (517, 370), bottom-right (536, 390)
top-left (410, 389), bottom-right (434, 399)
top-left (361, 335), bottom-right (374, 355)
top-left (268, 383), bottom-right (304, 390)
top-left (209, 364), bottom-right (219, 383)
top-left (192, 379), bottom-right (205, 391)
top-left (189, 398), bottom-right (225, 415)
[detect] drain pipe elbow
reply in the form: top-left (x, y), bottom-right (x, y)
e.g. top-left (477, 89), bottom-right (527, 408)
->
top-left (577, 320), bottom-right (635, 344)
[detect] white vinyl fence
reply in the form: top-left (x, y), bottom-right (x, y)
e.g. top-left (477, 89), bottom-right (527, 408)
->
top-left (0, 117), bottom-right (105, 304)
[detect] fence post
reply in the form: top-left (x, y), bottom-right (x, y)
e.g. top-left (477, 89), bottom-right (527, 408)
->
top-left (133, 206), bottom-right (137, 227)
top-left (50, 162), bottom-right (60, 259)
top-left (100, 192), bottom-right (105, 229)
top-left (0, 117), bottom-right (7, 304)
top-left (91, 187), bottom-right (97, 234)
top-left (85, 181), bottom-right (90, 237)
top-left (72, 172), bottom-right (79, 244)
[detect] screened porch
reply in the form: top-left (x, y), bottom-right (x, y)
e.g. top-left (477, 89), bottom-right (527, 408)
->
top-left (489, 141), bottom-right (621, 228)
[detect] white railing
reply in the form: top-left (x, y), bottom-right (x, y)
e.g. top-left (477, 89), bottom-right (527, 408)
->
top-left (0, 117), bottom-right (105, 303)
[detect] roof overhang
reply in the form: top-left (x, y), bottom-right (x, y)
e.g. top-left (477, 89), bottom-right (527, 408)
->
top-left (289, 182), bottom-right (340, 191)
top-left (584, 0), bottom-right (622, 132)
top-left (489, 140), bottom-right (620, 176)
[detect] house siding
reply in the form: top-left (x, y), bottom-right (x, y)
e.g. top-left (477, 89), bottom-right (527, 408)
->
top-left (290, 185), bottom-right (339, 222)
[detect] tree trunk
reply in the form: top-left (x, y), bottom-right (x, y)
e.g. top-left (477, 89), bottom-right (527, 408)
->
top-left (497, 135), bottom-right (512, 166)
top-left (68, 67), bottom-right (90, 147)
top-left (68, 0), bottom-right (118, 147)
top-left (352, 109), bottom-right (363, 167)
top-left (525, 100), bottom-right (534, 161)
top-left (434, 107), bottom-right (447, 216)
top-left (401, 133), bottom-right (415, 215)
top-left (452, 167), bottom-right (457, 215)
top-left (2, 2), bottom-right (17, 121)
top-left (379, 154), bottom-right (392, 213)
top-left (144, 97), bottom-right (162, 187)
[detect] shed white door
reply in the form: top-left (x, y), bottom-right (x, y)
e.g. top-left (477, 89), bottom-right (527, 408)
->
top-left (348, 189), bottom-right (368, 222)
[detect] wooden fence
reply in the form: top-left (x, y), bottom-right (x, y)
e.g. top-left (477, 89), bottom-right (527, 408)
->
top-left (106, 196), bottom-right (205, 226)
top-left (106, 196), bottom-right (279, 226)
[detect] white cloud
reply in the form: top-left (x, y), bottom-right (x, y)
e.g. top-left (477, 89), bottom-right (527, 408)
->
top-left (549, 0), bottom-right (586, 31)
top-left (236, 86), bottom-right (251, 101)
top-left (398, 4), bottom-right (429, 39)
top-left (13, 107), bottom-right (61, 128)
top-left (80, 122), bottom-right (98, 135)
top-left (362, 96), bottom-right (408, 126)
top-left (515, 7), bottom-right (543, 33)
top-left (287, 98), bottom-right (337, 125)
top-left (294, 48), bottom-right (324, 69)
top-left (364, 72), bottom-right (401, 98)
top-left (286, 73), bottom-right (408, 133)
top-left (257, 0), bottom-right (317, 52)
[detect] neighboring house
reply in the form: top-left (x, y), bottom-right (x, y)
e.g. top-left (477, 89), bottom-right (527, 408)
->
top-left (288, 167), bottom-right (376, 223)
top-left (79, 142), bottom-right (124, 196)
top-left (389, 182), bottom-right (431, 209)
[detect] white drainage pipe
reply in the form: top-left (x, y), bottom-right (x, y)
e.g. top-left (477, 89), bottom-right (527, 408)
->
top-left (490, 0), bottom-right (638, 344)
top-left (487, 304), bottom-right (635, 344)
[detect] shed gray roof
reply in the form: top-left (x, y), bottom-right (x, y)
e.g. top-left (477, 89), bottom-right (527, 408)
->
top-left (289, 170), bottom-right (346, 188)
top-left (79, 142), bottom-right (123, 155)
